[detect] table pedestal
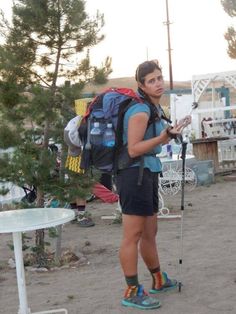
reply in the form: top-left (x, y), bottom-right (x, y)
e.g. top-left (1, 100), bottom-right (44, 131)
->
top-left (13, 231), bottom-right (69, 314)
top-left (13, 232), bottom-right (30, 314)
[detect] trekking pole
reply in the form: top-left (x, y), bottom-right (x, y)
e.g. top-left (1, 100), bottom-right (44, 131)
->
top-left (178, 140), bottom-right (187, 293)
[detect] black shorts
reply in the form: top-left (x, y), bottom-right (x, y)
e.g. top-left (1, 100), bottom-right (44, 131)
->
top-left (116, 167), bottom-right (159, 216)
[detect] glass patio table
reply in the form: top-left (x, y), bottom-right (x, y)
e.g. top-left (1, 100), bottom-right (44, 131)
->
top-left (0, 207), bottom-right (75, 314)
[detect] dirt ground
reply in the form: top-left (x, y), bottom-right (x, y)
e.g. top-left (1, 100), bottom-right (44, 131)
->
top-left (0, 175), bottom-right (236, 314)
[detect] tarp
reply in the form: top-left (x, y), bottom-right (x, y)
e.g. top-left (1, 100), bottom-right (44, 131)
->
top-left (93, 183), bottom-right (119, 203)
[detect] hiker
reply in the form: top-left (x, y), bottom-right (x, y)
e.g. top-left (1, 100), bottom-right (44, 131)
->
top-left (116, 59), bottom-right (189, 309)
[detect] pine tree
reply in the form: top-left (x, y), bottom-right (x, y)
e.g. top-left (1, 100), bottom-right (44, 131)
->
top-left (0, 0), bottom-right (112, 260)
top-left (221, 0), bottom-right (236, 58)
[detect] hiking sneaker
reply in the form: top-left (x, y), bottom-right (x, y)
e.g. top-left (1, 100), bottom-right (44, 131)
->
top-left (76, 212), bottom-right (95, 227)
top-left (149, 271), bottom-right (177, 294)
top-left (122, 284), bottom-right (161, 310)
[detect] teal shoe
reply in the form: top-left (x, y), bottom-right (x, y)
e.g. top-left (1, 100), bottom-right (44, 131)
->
top-left (122, 284), bottom-right (161, 310)
top-left (149, 271), bottom-right (177, 294)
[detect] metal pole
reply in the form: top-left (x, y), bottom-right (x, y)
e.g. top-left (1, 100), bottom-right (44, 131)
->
top-left (178, 141), bottom-right (187, 292)
top-left (164, 0), bottom-right (173, 90)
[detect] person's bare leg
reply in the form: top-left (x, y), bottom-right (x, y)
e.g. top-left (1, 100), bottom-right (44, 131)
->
top-left (120, 214), bottom-right (161, 309)
top-left (140, 215), bottom-right (177, 292)
top-left (119, 214), bottom-right (146, 276)
top-left (140, 214), bottom-right (160, 269)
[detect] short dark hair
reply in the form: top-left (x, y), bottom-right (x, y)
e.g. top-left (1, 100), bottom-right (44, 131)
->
top-left (135, 59), bottom-right (162, 84)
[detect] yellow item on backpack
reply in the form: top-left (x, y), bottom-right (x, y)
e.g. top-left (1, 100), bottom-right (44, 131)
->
top-left (65, 154), bottom-right (84, 174)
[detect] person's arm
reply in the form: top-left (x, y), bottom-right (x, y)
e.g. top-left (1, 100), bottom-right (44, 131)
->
top-left (127, 112), bottom-right (184, 158)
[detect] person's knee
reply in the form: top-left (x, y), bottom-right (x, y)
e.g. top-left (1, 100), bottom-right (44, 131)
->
top-left (123, 229), bottom-right (143, 245)
top-left (143, 217), bottom-right (158, 239)
top-left (142, 227), bottom-right (157, 241)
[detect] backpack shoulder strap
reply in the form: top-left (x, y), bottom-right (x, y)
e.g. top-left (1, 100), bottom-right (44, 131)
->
top-left (115, 98), bottom-right (143, 149)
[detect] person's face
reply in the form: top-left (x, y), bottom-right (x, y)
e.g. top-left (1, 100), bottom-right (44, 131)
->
top-left (139, 69), bottom-right (164, 101)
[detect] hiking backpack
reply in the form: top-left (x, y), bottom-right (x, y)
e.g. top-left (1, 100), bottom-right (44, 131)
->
top-left (77, 87), bottom-right (158, 176)
top-left (64, 89), bottom-right (190, 181)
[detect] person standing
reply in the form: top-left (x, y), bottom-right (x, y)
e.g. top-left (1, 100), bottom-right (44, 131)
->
top-left (116, 60), bottom-right (189, 309)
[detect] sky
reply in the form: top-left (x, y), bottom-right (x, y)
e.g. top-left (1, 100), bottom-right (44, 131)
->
top-left (0, 0), bottom-right (236, 82)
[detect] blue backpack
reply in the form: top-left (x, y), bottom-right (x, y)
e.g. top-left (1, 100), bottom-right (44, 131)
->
top-left (78, 88), bottom-right (158, 179)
